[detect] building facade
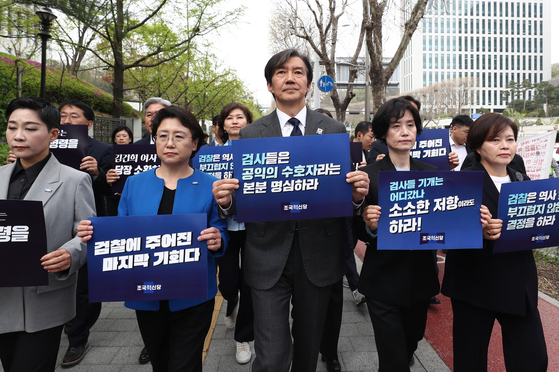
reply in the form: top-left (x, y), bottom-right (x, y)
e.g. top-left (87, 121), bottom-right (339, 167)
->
top-left (401, 0), bottom-right (551, 113)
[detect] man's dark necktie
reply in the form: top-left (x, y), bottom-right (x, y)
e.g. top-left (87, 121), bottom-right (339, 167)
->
top-left (288, 118), bottom-right (303, 137)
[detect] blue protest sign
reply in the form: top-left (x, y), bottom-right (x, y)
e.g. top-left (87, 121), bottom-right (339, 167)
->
top-left (232, 133), bottom-right (352, 222)
top-left (87, 214), bottom-right (208, 302)
top-left (494, 178), bottom-right (559, 253)
top-left (0, 200), bottom-right (48, 287)
top-left (318, 75), bottom-right (335, 92)
top-left (50, 124), bottom-right (88, 170)
top-left (192, 146), bottom-right (234, 180)
top-left (377, 171), bottom-right (484, 250)
top-left (112, 145), bottom-right (160, 193)
top-left (411, 129), bottom-right (450, 170)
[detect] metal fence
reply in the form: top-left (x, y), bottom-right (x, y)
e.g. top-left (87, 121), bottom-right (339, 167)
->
top-left (93, 116), bottom-right (129, 144)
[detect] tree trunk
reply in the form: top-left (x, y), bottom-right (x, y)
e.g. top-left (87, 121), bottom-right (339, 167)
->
top-left (112, 0), bottom-right (125, 117)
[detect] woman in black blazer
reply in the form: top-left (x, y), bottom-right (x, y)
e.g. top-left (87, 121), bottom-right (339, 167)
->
top-left (442, 113), bottom-right (547, 372)
top-left (356, 98), bottom-right (440, 371)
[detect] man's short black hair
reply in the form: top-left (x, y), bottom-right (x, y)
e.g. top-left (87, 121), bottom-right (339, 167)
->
top-left (6, 96), bottom-right (60, 130)
top-left (372, 98), bottom-right (423, 144)
top-left (354, 121), bottom-right (372, 137)
top-left (398, 95), bottom-right (421, 111)
top-left (59, 99), bottom-right (95, 122)
top-left (264, 49), bottom-right (313, 87)
top-left (315, 108), bottom-right (333, 118)
top-left (451, 115), bottom-right (474, 128)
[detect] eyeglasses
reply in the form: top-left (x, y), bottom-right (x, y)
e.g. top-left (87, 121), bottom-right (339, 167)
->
top-left (457, 127), bottom-right (469, 135)
top-left (155, 134), bottom-right (192, 143)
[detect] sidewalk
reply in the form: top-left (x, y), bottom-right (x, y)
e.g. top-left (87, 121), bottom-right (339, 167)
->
top-left (2, 250), bottom-right (558, 371)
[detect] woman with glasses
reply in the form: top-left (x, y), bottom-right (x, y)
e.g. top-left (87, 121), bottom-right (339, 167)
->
top-left (78, 106), bottom-right (228, 372)
top-left (442, 113), bottom-right (547, 372)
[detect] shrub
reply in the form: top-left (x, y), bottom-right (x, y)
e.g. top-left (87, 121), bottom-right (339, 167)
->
top-left (0, 52), bottom-right (134, 117)
top-left (502, 109), bottom-right (510, 117)
top-left (538, 109), bottom-right (546, 117)
top-left (0, 67), bottom-right (19, 139)
top-left (0, 142), bottom-right (9, 166)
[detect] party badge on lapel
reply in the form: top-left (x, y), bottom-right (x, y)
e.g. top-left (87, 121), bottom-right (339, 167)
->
top-left (316, 128), bottom-right (323, 135)
top-left (44, 189), bottom-right (52, 193)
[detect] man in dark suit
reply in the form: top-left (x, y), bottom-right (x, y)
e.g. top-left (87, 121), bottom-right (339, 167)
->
top-left (353, 120), bottom-right (374, 167)
top-left (448, 115), bottom-right (473, 170)
top-left (59, 100), bottom-right (113, 367)
top-left (212, 49), bottom-right (369, 372)
top-left (134, 97), bottom-right (171, 145)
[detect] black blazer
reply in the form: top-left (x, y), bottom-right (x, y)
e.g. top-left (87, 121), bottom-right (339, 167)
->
top-left (442, 161), bottom-right (538, 316)
top-left (133, 135), bottom-right (152, 145)
top-left (461, 152), bottom-right (527, 174)
top-left (367, 140), bottom-right (388, 164)
top-left (88, 137), bottom-right (113, 217)
top-left (356, 155), bottom-right (440, 307)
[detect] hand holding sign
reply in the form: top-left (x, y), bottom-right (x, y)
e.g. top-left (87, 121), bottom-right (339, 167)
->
top-left (363, 205), bottom-right (382, 231)
top-left (80, 156), bottom-right (99, 176)
top-left (41, 249), bottom-right (71, 273)
top-left (212, 178), bottom-right (239, 208)
top-left (480, 205), bottom-right (502, 241)
top-left (347, 170), bottom-right (369, 203)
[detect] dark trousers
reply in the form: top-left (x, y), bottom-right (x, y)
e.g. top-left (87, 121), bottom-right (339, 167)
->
top-left (319, 279), bottom-right (343, 360)
top-left (215, 230), bottom-right (254, 342)
top-left (68, 264), bottom-right (102, 347)
top-left (136, 299), bottom-right (214, 372)
top-left (0, 325), bottom-right (63, 372)
top-left (366, 298), bottom-right (430, 372)
top-left (251, 236), bottom-right (333, 372)
top-left (343, 217), bottom-right (360, 291)
top-left (451, 298), bottom-right (548, 372)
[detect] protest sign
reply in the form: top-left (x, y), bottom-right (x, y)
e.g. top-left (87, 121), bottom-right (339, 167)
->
top-left (350, 142), bottom-right (363, 167)
top-left (0, 200), bottom-right (48, 287)
top-left (87, 214), bottom-right (208, 302)
top-left (232, 133), bottom-right (352, 223)
top-left (50, 124), bottom-right (88, 170)
top-left (192, 146), bottom-right (234, 180)
top-left (494, 178), bottom-right (559, 253)
top-left (111, 144), bottom-right (160, 193)
top-left (377, 171), bottom-right (484, 250)
top-left (411, 129), bottom-right (450, 170)
top-left (516, 131), bottom-right (556, 180)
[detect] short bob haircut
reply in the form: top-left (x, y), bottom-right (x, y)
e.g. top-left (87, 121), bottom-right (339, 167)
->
top-left (111, 125), bottom-right (133, 144)
top-left (264, 49), bottom-right (313, 90)
top-left (372, 98), bottom-right (423, 144)
top-left (217, 102), bottom-right (254, 143)
top-left (6, 96), bottom-right (60, 130)
top-left (151, 106), bottom-right (204, 158)
top-left (468, 113), bottom-right (518, 162)
top-left (59, 99), bottom-right (95, 122)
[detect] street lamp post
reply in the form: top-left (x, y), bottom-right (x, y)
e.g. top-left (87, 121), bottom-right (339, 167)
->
top-left (35, 7), bottom-right (57, 99)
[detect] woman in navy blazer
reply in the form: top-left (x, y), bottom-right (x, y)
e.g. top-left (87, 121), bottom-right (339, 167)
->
top-left (79, 106), bottom-right (228, 372)
top-left (442, 113), bottom-right (547, 372)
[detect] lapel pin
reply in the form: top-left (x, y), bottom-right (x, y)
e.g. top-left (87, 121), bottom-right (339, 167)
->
top-left (192, 182), bottom-right (198, 185)
top-left (316, 128), bottom-right (323, 135)
top-left (45, 189), bottom-right (52, 193)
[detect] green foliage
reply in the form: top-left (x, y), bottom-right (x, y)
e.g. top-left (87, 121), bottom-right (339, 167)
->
top-left (0, 66), bottom-right (19, 139)
top-left (535, 118), bottom-right (543, 125)
top-left (502, 108), bottom-right (510, 117)
top-left (552, 63), bottom-right (559, 79)
top-left (538, 109), bottom-right (546, 118)
top-left (521, 109), bottom-right (527, 116)
top-left (534, 249), bottom-right (559, 267)
top-left (0, 52), bottom-right (134, 116)
top-left (0, 142), bottom-right (9, 166)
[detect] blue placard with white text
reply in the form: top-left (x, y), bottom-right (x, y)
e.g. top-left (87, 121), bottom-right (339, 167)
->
top-left (411, 129), bottom-right (450, 170)
top-left (494, 178), bottom-right (559, 253)
top-left (87, 214), bottom-right (208, 302)
top-left (192, 146), bottom-right (234, 180)
top-left (377, 171), bottom-right (484, 250)
top-left (232, 133), bottom-right (352, 222)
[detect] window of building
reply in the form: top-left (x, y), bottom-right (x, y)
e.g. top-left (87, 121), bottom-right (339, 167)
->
top-left (540, 3), bottom-right (543, 18)
top-left (435, 71), bottom-right (439, 83)
top-left (540, 38), bottom-right (542, 53)
top-left (522, 2), bottom-right (525, 17)
top-left (429, 18), bottom-right (432, 33)
top-left (423, 18), bottom-right (427, 33)
top-left (523, 38), bottom-right (525, 53)
top-left (423, 35), bottom-right (426, 51)
top-left (511, 55), bottom-right (514, 70)
top-left (505, 1), bottom-right (508, 17)
top-left (465, 53), bottom-right (468, 69)
top-left (476, 54), bottom-right (480, 69)
top-left (448, 36), bottom-right (451, 51)
top-left (511, 37), bottom-right (514, 52)
top-left (494, 37), bottom-right (498, 52)
top-left (488, 54), bottom-right (492, 69)
top-left (517, 20), bottom-right (520, 35)
top-left (429, 53), bottom-right (432, 68)
top-left (523, 55), bottom-right (526, 70)
top-left (447, 18), bottom-right (450, 33)
top-left (447, 54), bottom-right (450, 69)
top-left (435, 36), bottom-right (439, 51)
top-left (470, 19), bottom-right (474, 34)
top-left (510, 1), bottom-right (514, 17)
top-left (500, 73), bottom-right (503, 88)
top-left (517, 55), bottom-right (520, 70)
top-left (453, 18), bottom-right (456, 33)
top-left (528, 38), bottom-right (531, 53)
top-left (528, 56), bottom-right (531, 70)
top-left (453, 54), bottom-right (456, 69)
top-left (499, 2), bottom-right (503, 17)
top-left (435, 18), bottom-right (439, 33)
top-left (488, 72), bottom-right (492, 87)
top-left (499, 19), bottom-right (503, 34)
top-left (505, 20), bottom-right (508, 34)
top-left (477, 37), bottom-right (480, 52)
top-left (429, 35), bottom-right (432, 51)
top-left (528, 2), bottom-right (531, 17)
top-left (500, 55), bottom-right (503, 69)
top-left (435, 53), bottom-right (439, 68)
top-left (423, 53), bottom-right (427, 68)
top-left (459, 54), bottom-right (462, 69)
top-left (528, 20), bottom-right (531, 36)
top-left (429, 71), bottom-right (432, 85)
top-left (534, 55), bottom-right (537, 70)
top-left (423, 72), bottom-right (426, 87)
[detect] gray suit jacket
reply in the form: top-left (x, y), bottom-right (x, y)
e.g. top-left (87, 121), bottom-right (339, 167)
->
top-left (236, 108), bottom-right (348, 290)
top-left (0, 155), bottom-right (96, 333)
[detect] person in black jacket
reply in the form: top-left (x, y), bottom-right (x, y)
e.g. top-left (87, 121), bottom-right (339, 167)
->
top-left (442, 113), bottom-right (547, 372)
top-left (356, 98), bottom-right (440, 371)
